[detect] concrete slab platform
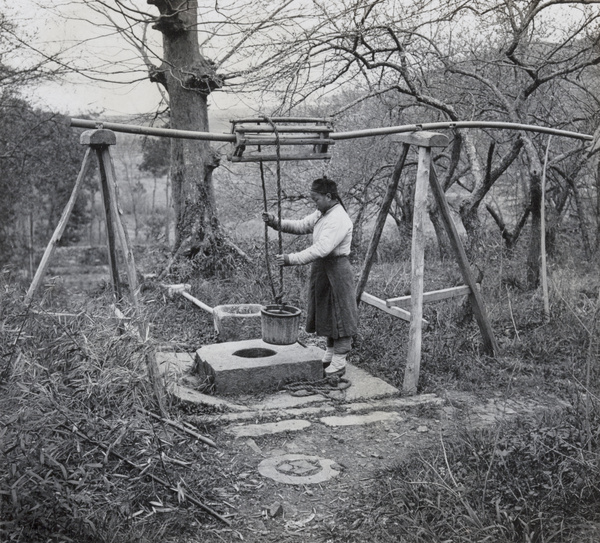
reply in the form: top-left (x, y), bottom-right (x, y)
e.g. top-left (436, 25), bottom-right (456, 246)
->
top-left (324, 363), bottom-right (399, 401)
top-left (158, 348), bottom-right (405, 416)
top-left (156, 352), bottom-right (250, 412)
top-left (195, 338), bottom-right (323, 395)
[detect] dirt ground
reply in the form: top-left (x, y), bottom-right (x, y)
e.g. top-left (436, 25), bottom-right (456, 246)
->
top-left (177, 387), bottom-right (566, 543)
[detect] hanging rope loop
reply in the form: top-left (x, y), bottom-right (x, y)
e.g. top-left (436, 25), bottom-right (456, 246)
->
top-left (260, 115), bottom-right (284, 305)
top-left (259, 159), bottom-right (278, 302)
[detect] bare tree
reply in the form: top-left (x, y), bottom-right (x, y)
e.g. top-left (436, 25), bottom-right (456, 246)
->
top-left (259, 0), bottom-right (600, 287)
top-left (23, 0), bottom-right (304, 271)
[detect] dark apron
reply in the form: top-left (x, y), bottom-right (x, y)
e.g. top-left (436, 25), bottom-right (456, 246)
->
top-left (306, 255), bottom-right (358, 339)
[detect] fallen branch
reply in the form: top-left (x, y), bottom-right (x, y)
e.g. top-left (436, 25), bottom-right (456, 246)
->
top-left (138, 406), bottom-right (217, 448)
top-left (64, 424), bottom-right (231, 526)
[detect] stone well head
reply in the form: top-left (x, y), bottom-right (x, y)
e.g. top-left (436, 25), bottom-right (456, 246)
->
top-left (193, 338), bottom-right (323, 395)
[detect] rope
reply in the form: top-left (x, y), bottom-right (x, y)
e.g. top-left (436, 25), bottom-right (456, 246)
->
top-left (262, 115), bottom-right (284, 305)
top-left (283, 374), bottom-right (351, 397)
top-left (259, 159), bottom-right (278, 302)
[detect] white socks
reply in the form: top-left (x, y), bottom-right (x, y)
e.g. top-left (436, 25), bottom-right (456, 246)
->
top-left (325, 353), bottom-right (347, 374)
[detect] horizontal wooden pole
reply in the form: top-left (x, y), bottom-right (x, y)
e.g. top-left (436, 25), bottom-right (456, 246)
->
top-left (360, 292), bottom-right (429, 326)
top-left (70, 118), bottom-right (593, 144)
top-left (162, 283), bottom-right (215, 314)
top-left (70, 118), bottom-right (235, 142)
top-left (179, 291), bottom-right (214, 314)
top-left (333, 121), bottom-right (593, 141)
top-left (235, 125), bottom-right (331, 133)
top-left (237, 137), bottom-right (335, 146)
top-left (231, 117), bottom-right (333, 124)
top-left (229, 153), bottom-right (331, 162)
top-left (387, 285), bottom-right (473, 309)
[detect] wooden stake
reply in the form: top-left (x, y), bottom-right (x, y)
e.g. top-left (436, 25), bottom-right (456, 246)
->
top-left (403, 146), bottom-right (430, 395)
top-left (101, 146), bottom-right (141, 315)
top-left (25, 148), bottom-right (93, 305)
top-left (96, 147), bottom-right (122, 302)
top-left (429, 166), bottom-right (498, 355)
top-left (356, 143), bottom-right (410, 305)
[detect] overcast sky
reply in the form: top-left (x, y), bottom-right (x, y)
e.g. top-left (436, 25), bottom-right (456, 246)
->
top-left (5, 0), bottom-right (247, 124)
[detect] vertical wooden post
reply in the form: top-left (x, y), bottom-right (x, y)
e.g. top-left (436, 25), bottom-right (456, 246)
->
top-left (101, 146), bottom-right (140, 313)
top-left (404, 146), bottom-right (430, 394)
top-left (391, 132), bottom-right (450, 395)
top-left (25, 148), bottom-right (94, 304)
top-left (356, 143), bottom-right (410, 305)
top-left (94, 141), bottom-right (123, 303)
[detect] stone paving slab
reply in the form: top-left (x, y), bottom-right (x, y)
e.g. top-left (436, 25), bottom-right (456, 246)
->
top-left (168, 384), bottom-right (252, 412)
top-left (343, 393), bottom-right (443, 413)
top-left (248, 392), bottom-right (327, 410)
top-left (191, 405), bottom-right (337, 425)
top-left (327, 364), bottom-right (399, 401)
top-left (226, 419), bottom-right (312, 438)
top-left (258, 454), bottom-right (341, 485)
top-left (320, 410), bottom-right (403, 427)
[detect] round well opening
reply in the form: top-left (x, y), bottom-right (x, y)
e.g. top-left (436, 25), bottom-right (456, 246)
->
top-left (232, 347), bottom-right (277, 358)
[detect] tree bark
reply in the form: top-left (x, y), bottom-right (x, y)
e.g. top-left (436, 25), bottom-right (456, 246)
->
top-left (149, 0), bottom-right (223, 260)
top-left (527, 167), bottom-right (542, 289)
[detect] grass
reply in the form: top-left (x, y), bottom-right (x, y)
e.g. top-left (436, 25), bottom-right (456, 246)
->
top-left (1, 234), bottom-right (599, 542)
top-left (0, 284), bottom-right (228, 542)
top-left (319, 406), bottom-right (600, 542)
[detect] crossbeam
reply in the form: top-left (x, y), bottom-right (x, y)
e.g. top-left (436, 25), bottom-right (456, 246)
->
top-left (231, 153), bottom-right (332, 163)
top-left (386, 285), bottom-right (473, 309)
top-left (360, 292), bottom-right (429, 326)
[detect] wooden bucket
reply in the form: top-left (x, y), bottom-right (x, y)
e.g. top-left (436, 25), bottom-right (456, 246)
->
top-left (261, 304), bottom-right (301, 345)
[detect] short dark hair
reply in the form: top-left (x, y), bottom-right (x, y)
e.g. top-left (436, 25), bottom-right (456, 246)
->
top-left (310, 176), bottom-right (338, 197)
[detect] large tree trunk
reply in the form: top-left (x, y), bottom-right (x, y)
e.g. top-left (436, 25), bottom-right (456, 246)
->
top-left (149, 0), bottom-right (222, 259)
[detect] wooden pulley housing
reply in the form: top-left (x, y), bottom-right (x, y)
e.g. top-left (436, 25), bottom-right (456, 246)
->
top-left (228, 117), bottom-right (334, 162)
